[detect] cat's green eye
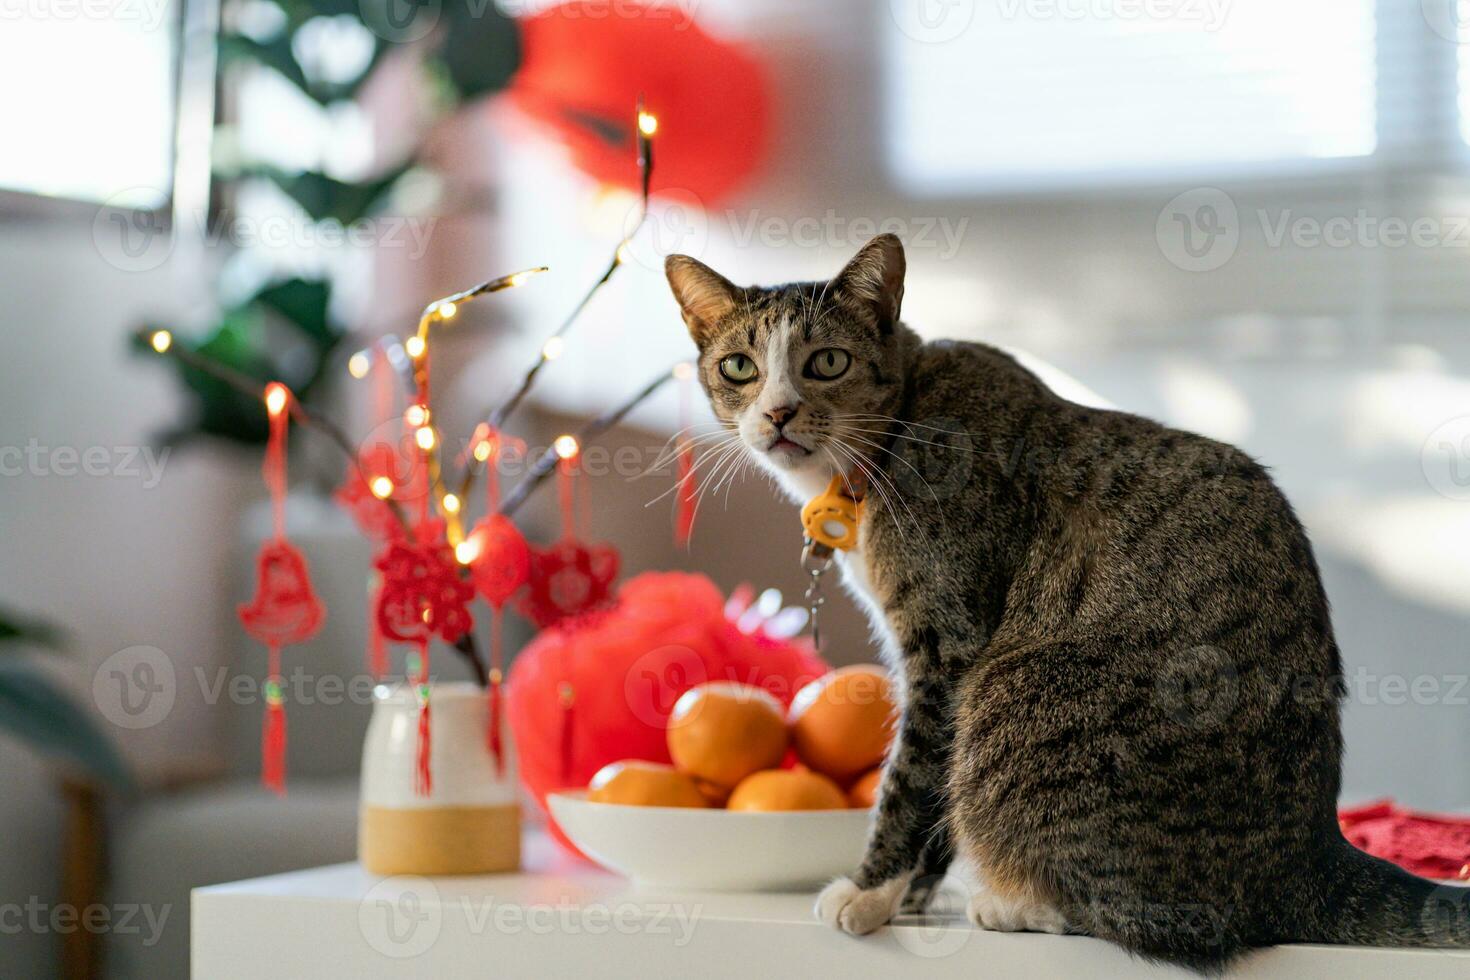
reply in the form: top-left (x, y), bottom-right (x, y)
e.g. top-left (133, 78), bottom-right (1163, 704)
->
top-left (805, 348), bottom-right (851, 380)
top-left (719, 353), bottom-right (758, 383)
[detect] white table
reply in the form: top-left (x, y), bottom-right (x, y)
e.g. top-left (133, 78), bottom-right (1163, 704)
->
top-left (193, 831), bottom-right (1468, 979)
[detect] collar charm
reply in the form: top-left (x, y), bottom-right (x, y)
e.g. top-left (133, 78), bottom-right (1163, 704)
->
top-left (801, 474), bottom-right (864, 552)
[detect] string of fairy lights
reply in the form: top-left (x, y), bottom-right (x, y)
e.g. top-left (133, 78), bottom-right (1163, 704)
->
top-left (140, 102), bottom-right (693, 557)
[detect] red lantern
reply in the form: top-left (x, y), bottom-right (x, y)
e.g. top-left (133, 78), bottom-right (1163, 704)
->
top-left (469, 514), bottom-right (531, 606)
top-left (508, 1), bottom-right (771, 204)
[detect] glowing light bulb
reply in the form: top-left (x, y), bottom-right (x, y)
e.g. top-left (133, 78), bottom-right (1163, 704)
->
top-left (542, 336), bottom-right (565, 361)
top-left (508, 271), bottom-right (531, 288)
top-left (370, 476), bottom-right (394, 499)
top-left (404, 335), bottom-right (426, 359)
top-left (347, 351), bottom-right (371, 378)
top-left (673, 361), bottom-right (694, 381)
top-left (415, 426), bottom-right (436, 451)
top-left (616, 242), bottom-right (630, 265)
top-left (454, 538), bottom-right (481, 566)
top-left (404, 404), bottom-right (429, 427)
top-left (638, 111), bottom-right (658, 137)
top-left (264, 383), bottom-right (289, 418)
top-left (437, 301), bottom-right (457, 320)
top-left (554, 434), bottom-right (580, 460)
top-left (149, 329), bottom-right (172, 353)
top-left (473, 440), bottom-right (493, 463)
top-left (441, 493), bottom-right (461, 514)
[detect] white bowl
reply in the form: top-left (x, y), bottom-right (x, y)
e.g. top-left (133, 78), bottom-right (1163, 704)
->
top-left (547, 790), bottom-right (871, 891)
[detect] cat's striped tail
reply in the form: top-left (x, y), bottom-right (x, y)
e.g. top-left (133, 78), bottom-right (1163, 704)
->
top-left (1302, 838), bottom-right (1470, 949)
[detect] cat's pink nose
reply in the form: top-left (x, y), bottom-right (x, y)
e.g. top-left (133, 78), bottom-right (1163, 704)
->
top-left (765, 405), bottom-right (798, 428)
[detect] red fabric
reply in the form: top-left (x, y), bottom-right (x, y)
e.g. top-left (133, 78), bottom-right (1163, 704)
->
top-left (1340, 799), bottom-right (1470, 881)
top-left (509, 1), bottom-right (770, 204)
top-left (507, 572), bottom-right (828, 854)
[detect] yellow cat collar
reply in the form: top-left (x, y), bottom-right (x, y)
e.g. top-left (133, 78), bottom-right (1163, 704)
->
top-left (801, 474), bottom-right (865, 551)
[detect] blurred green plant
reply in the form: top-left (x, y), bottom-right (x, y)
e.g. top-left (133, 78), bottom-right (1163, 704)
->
top-left (143, 0), bottom-right (521, 444)
top-left (0, 607), bottom-right (133, 790)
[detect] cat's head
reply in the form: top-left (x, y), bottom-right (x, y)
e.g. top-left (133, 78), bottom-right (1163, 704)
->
top-left (664, 234), bottom-right (910, 487)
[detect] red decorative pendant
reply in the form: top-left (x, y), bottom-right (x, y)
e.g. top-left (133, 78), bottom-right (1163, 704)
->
top-left (238, 540), bottom-right (326, 648)
top-left (469, 514), bottom-right (531, 607)
top-left (517, 539), bottom-right (620, 628)
top-left (373, 538), bottom-right (474, 645)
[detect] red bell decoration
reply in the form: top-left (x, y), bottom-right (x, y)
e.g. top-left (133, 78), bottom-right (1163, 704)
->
top-left (237, 383), bottom-right (325, 795)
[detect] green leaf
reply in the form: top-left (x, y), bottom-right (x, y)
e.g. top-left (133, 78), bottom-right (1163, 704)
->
top-left (0, 660), bottom-right (134, 790)
top-left (220, 32), bottom-right (312, 94)
top-left (439, 2), bottom-right (521, 101)
top-left (0, 607), bottom-right (63, 651)
top-left (254, 277), bottom-right (337, 348)
top-left (266, 165), bottom-right (413, 225)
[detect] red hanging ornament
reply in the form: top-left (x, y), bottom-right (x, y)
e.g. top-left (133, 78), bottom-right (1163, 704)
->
top-left (468, 517), bottom-right (530, 775)
top-left (464, 431), bottom-right (530, 774)
top-left (373, 537), bottom-right (474, 645)
top-left (517, 539), bottom-right (620, 629)
top-left (469, 515), bottom-right (531, 606)
top-left (467, 517), bottom-right (532, 775)
top-left (237, 383), bottom-right (324, 795)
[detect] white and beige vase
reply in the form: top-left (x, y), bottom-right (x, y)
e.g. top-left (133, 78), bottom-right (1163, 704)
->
top-left (359, 681), bottom-right (521, 875)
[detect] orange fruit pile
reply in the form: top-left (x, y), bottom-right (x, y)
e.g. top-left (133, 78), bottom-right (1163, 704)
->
top-left (586, 667), bottom-right (897, 812)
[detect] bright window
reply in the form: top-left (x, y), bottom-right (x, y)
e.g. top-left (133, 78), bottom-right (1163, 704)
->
top-left (0, 4), bottom-right (178, 208)
top-left (886, 0), bottom-right (1378, 193)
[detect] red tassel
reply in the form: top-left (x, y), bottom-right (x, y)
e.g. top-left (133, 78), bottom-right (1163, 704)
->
top-left (486, 606), bottom-right (505, 777)
top-left (558, 681), bottom-right (575, 785)
top-left (367, 579), bottom-right (387, 678)
top-left (414, 640), bottom-right (432, 796)
top-left (262, 644), bottom-right (286, 795)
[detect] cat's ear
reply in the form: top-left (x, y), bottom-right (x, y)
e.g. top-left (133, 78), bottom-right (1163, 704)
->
top-left (833, 233), bottom-right (905, 333)
top-left (665, 254), bottom-right (740, 344)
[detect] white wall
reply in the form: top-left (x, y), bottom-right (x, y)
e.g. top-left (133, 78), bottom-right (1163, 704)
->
top-left (0, 218), bottom-right (249, 976)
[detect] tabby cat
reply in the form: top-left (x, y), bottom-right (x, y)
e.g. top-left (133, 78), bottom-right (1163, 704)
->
top-left (664, 234), bottom-right (1470, 970)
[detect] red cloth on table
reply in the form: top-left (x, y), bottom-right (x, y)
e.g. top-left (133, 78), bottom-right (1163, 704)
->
top-left (1339, 799), bottom-right (1470, 881)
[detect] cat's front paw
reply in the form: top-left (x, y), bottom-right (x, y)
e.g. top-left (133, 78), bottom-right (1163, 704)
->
top-left (815, 876), bottom-right (908, 935)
